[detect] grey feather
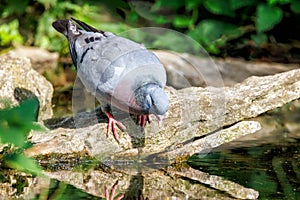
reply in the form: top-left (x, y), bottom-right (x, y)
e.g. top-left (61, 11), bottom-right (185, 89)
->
top-left (52, 18), bottom-right (169, 117)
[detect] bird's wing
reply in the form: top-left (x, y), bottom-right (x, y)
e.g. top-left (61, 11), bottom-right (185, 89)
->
top-left (53, 18), bottom-right (167, 113)
top-left (78, 33), bottom-right (167, 112)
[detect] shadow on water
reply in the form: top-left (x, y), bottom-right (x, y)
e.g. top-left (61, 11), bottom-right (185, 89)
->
top-left (19, 138), bottom-right (297, 200)
top-left (123, 173), bottom-right (146, 200)
top-left (188, 140), bottom-right (300, 200)
top-left (28, 175), bottom-right (147, 200)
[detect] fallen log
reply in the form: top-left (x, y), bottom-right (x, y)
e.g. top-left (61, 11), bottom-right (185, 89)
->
top-left (26, 69), bottom-right (300, 164)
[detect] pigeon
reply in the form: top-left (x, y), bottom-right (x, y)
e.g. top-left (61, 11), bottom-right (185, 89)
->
top-left (52, 18), bottom-right (169, 142)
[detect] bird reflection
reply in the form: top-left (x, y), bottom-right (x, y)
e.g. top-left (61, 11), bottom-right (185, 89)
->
top-left (104, 173), bottom-right (148, 200)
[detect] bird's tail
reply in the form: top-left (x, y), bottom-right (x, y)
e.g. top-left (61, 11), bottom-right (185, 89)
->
top-left (52, 19), bottom-right (69, 37)
top-left (52, 18), bottom-right (104, 68)
top-left (52, 19), bottom-right (83, 68)
top-left (52, 18), bottom-right (103, 36)
top-left (71, 17), bottom-right (103, 33)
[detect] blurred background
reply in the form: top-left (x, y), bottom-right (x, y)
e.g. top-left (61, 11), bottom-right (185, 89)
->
top-left (1, 0), bottom-right (300, 61)
top-left (1, 1), bottom-right (300, 199)
top-left (2, 0), bottom-right (300, 117)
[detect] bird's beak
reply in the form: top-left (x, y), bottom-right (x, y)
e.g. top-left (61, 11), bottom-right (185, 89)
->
top-left (155, 114), bottom-right (165, 127)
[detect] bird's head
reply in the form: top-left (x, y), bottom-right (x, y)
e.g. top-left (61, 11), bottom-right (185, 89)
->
top-left (136, 84), bottom-right (169, 120)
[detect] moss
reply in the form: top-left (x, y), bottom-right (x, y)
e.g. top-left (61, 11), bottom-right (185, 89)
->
top-left (174, 155), bottom-right (190, 163)
top-left (0, 168), bottom-right (31, 196)
top-left (34, 151), bottom-right (98, 172)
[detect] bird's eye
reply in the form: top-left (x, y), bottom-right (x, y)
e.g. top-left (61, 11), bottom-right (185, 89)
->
top-left (146, 95), bottom-right (153, 109)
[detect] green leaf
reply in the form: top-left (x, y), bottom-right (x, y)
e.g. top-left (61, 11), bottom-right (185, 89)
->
top-left (126, 11), bottom-right (139, 22)
top-left (153, 15), bottom-right (171, 24)
top-left (207, 44), bottom-right (220, 54)
top-left (256, 4), bottom-right (283, 32)
top-left (291, 0), bottom-right (300, 13)
top-left (0, 19), bottom-right (23, 46)
top-left (0, 127), bottom-right (27, 147)
top-left (154, 0), bottom-right (185, 9)
top-left (36, 0), bottom-right (57, 6)
top-left (152, 32), bottom-right (200, 53)
top-left (268, 0), bottom-right (291, 5)
top-left (251, 33), bottom-right (268, 45)
top-left (189, 20), bottom-right (240, 44)
top-left (204, 0), bottom-right (235, 17)
top-left (5, 0), bottom-right (29, 15)
top-left (0, 98), bottom-right (40, 126)
top-left (186, 0), bottom-right (203, 10)
top-left (229, 0), bottom-right (257, 10)
top-left (5, 153), bottom-right (42, 175)
top-left (188, 20), bottom-right (241, 54)
top-left (173, 16), bottom-right (194, 28)
top-left (0, 98), bottom-right (41, 148)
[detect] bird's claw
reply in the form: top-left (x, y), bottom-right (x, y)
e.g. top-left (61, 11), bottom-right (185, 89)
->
top-left (105, 180), bottom-right (124, 200)
top-left (105, 112), bottom-right (126, 143)
top-left (136, 115), bottom-right (151, 128)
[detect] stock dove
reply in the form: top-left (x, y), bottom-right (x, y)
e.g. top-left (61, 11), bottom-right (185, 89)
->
top-left (52, 18), bottom-right (169, 142)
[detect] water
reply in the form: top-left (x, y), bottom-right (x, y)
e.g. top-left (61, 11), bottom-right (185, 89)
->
top-left (2, 126), bottom-right (299, 198)
top-left (188, 141), bottom-right (300, 199)
top-left (34, 142), bottom-right (299, 199)
top-left (19, 139), bottom-right (298, 199)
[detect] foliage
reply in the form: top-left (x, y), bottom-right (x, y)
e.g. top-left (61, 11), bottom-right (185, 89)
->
top-left (0, 19), bottom-right (23, 47)
top-left (0, 0), bottom-right (131, 55)
top-left (0, 98), bottom-right (43, 175)
top-left (31, 179), bottom-right (101, 200)
top-left (0, 0), bottom-right (300, 56)
top-left (126, 0), bottom-right (300, 54)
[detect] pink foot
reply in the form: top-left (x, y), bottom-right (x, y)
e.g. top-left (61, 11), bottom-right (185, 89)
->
top-left (105, 112), bottom-right (126, 143)
top-left (136, 115), bottom-right (151, 128)
top-left (105, 180), bottom-right (124, 200)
